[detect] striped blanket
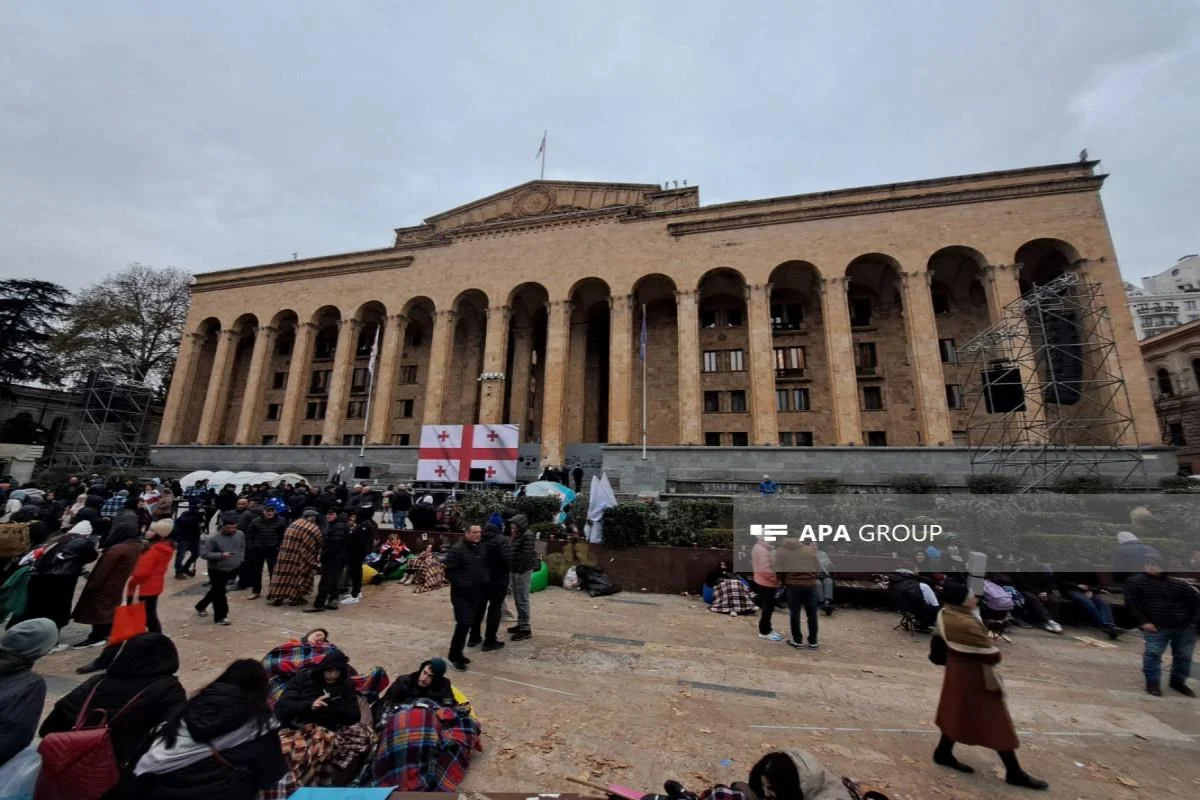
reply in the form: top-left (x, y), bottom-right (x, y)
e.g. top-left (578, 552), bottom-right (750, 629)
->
top-left (370, 703), bottom-right (482, 790)
top-left (262, 641), bottom-right (390, 705)
top-left (711, 577), bottom-right (757, 615)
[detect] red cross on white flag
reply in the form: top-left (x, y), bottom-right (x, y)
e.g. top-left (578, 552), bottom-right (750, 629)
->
top-left (416, 424), bottom-right (520, 483)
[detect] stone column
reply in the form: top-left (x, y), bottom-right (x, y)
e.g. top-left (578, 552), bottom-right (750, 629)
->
top-left (983, 263), bottom-right (1021, 321)
top-left (277, 322), bottom-right (316, 445)
top-left (607, 294), bottom-right (633, 444)
top-left (195, 329), bottom-right (239, 445)
top-left (321, 318), bottom-right (362, 445)
top-left (508, 326), bottom-right (533, 435)
top-left (982, 264), bottom-right (1047, 443)
top-left (818, 278), bottom-right (861, 445)
top-left (234, 326), bottom-right (278, 445)
top-left (367, 313), bottom-right (405, 443)
top-left (158, 332), bottom-right (204, 444)
top-left (746, 283), bottom-right (779, 446)
top-left (421, 310), bottom-right (456, 425)
top-left (900, 271), bottom-right (953, 445)
top-left (540, 300), bottom-right (572, 464)
top-left (675, 289), bottom-right (702, 445)
top-left (478, 306), bottom-right (511, 424)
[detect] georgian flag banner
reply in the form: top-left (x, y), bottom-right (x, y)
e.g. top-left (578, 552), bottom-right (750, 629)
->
top-left (416, 424), bottom-right (520, 483)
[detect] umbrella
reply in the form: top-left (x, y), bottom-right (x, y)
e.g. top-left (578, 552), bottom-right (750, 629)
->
top-left (521, 481), bottom-right (576, 507)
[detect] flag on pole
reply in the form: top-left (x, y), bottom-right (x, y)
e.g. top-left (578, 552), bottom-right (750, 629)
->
top-left (535, 130), bottom-right (546, 159)
top-left (416, 424), bottom-right (520, 483)
top-left (639, 305), bottom-right (648, 361)
top-left (367, 324), bottom-right (380, 378)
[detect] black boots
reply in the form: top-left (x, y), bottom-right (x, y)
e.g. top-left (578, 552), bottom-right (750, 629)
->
top-left (999, 750), bottom-right (1048, 791)
top-left (1170, 678), bottom-right (1196, 697)
top-left (1147, 681), bottom-right (1162, 696)
top-left (933, 736), bottom-right (974, 774)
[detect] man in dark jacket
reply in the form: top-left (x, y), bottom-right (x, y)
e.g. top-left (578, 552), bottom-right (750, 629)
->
top-left (470, 523), bottom-right (512, 652)
top-left (274, 650), bottom-right (360, 730)
top-left (443, 525), bottom-right (488, 671)
top-left (244, 504), bottom-right (287, 598)
top-left (215, 484), bottom-right (239, 528)
top-left (306, 511), bottom-right (348, 613)
top-left (1112, 531), bottom-right (1160, 587)
top-left (172, 509), bottom-right (202, 578)
top-left (507, 514), bottom-right (537, 641)
top-left (1126, 553), bottom-right (1199, 697)
top-left (341, 506), bottom-right (377, 605)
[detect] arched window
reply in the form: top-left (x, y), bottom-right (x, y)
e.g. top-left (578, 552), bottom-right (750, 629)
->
top-left (1156, 368), bottom-right (1174, 398)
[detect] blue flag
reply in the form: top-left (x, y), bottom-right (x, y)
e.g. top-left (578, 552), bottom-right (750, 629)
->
top-left (639, 304), bottom-right (647, 361)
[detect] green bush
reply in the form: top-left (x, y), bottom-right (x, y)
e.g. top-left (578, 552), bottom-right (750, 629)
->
top-left (889, 474), bottom-right (938, 494)
top-left (660, 499), bottom-right (732, 545)
top-left (601, 501), bottom-right (662, 549)
top-left (1050, 474), bottom-right (1113, 494)
top-left (803, 477), bottom-right (842, 494)
top-left (966, 474), bottom-right (1019, 494)
top-left (698, 528), bottom-right (734, 548)
top-left (529, 521), bottom-right (561, 538)
top-left (568, 492), bottom-right (589, 533)
top-left (457, 490), bottom-right (507, 526)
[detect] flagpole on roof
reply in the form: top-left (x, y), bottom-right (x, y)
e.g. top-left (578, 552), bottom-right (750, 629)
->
top-left (536, 130), bottom-right (546, 180)
top-left (641, 303), bottom-right (647, 461)
top-left (358, 323), bottom-right (381, 459)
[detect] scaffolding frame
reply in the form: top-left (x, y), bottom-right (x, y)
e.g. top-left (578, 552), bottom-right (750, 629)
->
top-left (67, 368), bottom-right (156, 474)
top-left (960, 271), bottom-right (1146, 491)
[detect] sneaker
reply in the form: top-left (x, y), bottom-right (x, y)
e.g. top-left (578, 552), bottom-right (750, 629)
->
top-left (49, 643), bottom-right (70, 654)
top-left (216, 619), bottom-right (231, 626)
top-left (195, 608), bottom-right (208, 618)
top-left (1169, 679), bottom-right (1196, 698)
top-left (1044, 620), bottom-right (1063, 634)
top-left (758, 632), bottom-right (784, 642)
top-left (786, 639), bottom-right (802, 649)
top-left (808, 641), bottom-right (819, 649)
top-left (248, 592), bottom-right (261, 600)
top-left (302, 606), bottom-right (326, 613)
top-left (510, 629), bottom-right (532, 641)
top-left (71, 638), bottom-right (105, 650)
top-left (481, 641), bottom-right (506, 652)
top-left (340, 594), bottom-right (360, 605)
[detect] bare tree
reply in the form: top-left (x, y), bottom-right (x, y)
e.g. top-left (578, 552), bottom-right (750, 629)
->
top-left (54, 263), bottom-right (191, 389)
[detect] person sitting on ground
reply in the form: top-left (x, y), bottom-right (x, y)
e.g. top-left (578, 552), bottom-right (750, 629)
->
top-left (262, 629), bottom-right (390, 707)
top-left (704, 561), bottom-right (757, 616)
top-left (135, 659), bottom-right (288, 800)
top-left (409, 541), bottom-right (448, 593)
top-left (40, 633), bottom-right (187, 799)
top-left (274, 649), bottom-right (377, 787)
top-left (379, 658), bottom-right (456, 709)
top-left (887, 561), bottom-right (939, 632)
top-left (1055, 559), bottom-right (1121, 640)
top-left (0, 619), bottom-right (58, 769)
top-left (746, 749), bottom-right (859, 799)
top-left (1125, 552), bottom-right (1199, 697)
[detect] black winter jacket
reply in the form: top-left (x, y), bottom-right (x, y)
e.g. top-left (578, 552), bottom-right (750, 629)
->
top-left (1126, 573), bottom-right (1200, 629)
top-left (321, 517), bottom-right (349, 564)
top-left (381, 661), bottom-right (456, 708)
top-left (508, 514), bottom-right (537, 573)
top-left (37, 533), bottom-right (98, 577)
top-left (275, 652), bottom-right (360, 730)
top-left (245, 515), bottom-right (287, 549)
top-left (480, 526), bottom-right (512, 585)
top-left (444, 538), bottom-right (489, 597)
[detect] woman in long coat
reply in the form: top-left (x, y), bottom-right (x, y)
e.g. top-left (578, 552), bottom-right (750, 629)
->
top-left (268, 510), bottom-right (323, 606)
top-left (71, 516), bottom-right (143, 646)
top-left (933, 581), bottom-right (1048, 791)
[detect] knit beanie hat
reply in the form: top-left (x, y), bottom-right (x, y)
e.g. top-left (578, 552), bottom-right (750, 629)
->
top-left (427, 657), bottom-right (447, 679)
top-left (0, 618), bottom-right (59, 661)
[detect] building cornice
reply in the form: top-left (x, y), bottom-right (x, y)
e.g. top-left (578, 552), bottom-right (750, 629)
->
top-left (193, 254), bottom-right (415, 293)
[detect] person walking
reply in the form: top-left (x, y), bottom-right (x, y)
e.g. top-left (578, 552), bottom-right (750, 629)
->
top-left (932, 581), bottom-right (1048, 791)
top-left (268, 509), bottom-right (324, 607)
top-left (571, 465), bottom-right (584, 493)
top-left (195, 513), bottom-right (245, 626)
top-left (444, 525), bottom-right (488, 671)
top-left (470, 522), bottom-right (511, 652)
top-left (128, 520), bottom-right (176, 634)
top-left (751, 537), bottom-right (784, 642)
top-left (305, 511), bottom-right (347, 613)
top-left (780, 540), bottom-right (821, 649)
top-left (1125, 552), bottom-right (1198, 697)
top-left (507, 514), bottom-right (536, 641)
top-left (172, 508), bottom-right (202, 579)
top-left (71, 511), bottom-right (144, 647)
top-left (244, 502), bottom-right (287, 599)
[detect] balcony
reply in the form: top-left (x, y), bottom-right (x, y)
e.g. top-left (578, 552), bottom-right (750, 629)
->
top-left (856, 365), bottom-right (884, 380)
top-left (771, 321), bottom-right (809, 334)
top-left (774, 367), bottom-right (809, 381)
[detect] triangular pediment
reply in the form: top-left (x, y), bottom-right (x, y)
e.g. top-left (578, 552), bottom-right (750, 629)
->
top-left (423, 180), bottom-right (661, 232)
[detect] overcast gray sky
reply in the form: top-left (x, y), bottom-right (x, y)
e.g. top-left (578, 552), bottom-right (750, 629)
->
top-left (2, 2), bottom-right (1197, 290)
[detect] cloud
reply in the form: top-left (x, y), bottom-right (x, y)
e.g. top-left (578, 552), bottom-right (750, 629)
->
top-left (1, 1), bottom-right (1197, 288)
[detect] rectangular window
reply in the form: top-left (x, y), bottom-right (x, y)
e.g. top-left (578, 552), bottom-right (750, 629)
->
top-left (351, 367), bottom-right (370, 393)
top-left (730, 390), bottom-right (747, 413)
top-left (342, 433), bottom-right (365, 446)
top-left (776, 389), bottom-right (788, 412)
top-left (703, 391), bottom-right (721, 413)
top-left (400, 399), bottom-right (415, 418)
top-left (700, 309), bottom-right (719, 328)
top-left (260, 434), bottom-right (277, 445)
top-left (792, 388), bottom-right (810, 411)
top-left (728, 349), bottom-right (745, 371)
top-left (305, 401), bottom-right (328, 419)
top-left (725, 307), bottom-right (744, 327)
top-left (704, 432), bottom-right (722, 446)
top-left (314, 334), bottom-right (336, 360)
top-left (400, 365), bottom-right (418, 384)
top-left (275, 338), bottom-right (293, 356)
top-left (778, 431), bottom-right (793, 446)
top-left (1168, 422), bottom-right (1187, 446)
top-left (865, 431), bottom-right (888, 447)
top-left (392, 433), bottom-right (411, 446)
top-left (862, 386), bottom-right (884, 411)
top-left (939, 338), bottom-right (957, 364)
top-left (309, 369), bottom-right (331, 394)
top-left (774, 346), bottom-right (806, 372)
top-left (266, 403), bottom-right (281, 421)
top-left (855, 342), bottom-right (878, 369)
top-left (702, 351), bottom-right (721, 372)
top-left (346, 400), bottom-right (368, 419)
top-left (272, 371), bottom-right (287, 390)
top-left (730, 432), bottom-right (749, 446)
top-left (407, 330), bottom-right (423, 347)
top-left (945, 384), bottom-right (965, 410)
top-left (795, 431), bottom-right (814, 447)
top-left (771, 303), bottom-right (805, 331)
top-left (301, 434), bottom-right (323, 446)
top-left (850, 298), bottom-right (873, 327)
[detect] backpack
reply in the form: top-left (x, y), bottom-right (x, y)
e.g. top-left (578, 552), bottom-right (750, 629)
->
top-left (36, 682), bottom-right (150, 800)
top-left (981, 580), bottom-right (1015, 611)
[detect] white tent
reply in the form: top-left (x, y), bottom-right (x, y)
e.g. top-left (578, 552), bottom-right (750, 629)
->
top-left (180, 470), bottom-right (306, 490)
top-left (179, 470), bottom-right (214, 489)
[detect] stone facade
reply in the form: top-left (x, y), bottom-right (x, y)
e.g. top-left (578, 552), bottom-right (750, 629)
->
top-left (158, 163), bottom-right (1159, 472)
top-left (1140, 318), bottom-right (1200, 473)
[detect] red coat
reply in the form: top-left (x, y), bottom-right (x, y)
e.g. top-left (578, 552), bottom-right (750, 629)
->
top-left (128, 539), bottom-right (175, 597)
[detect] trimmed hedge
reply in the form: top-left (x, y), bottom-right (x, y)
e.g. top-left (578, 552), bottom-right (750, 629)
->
top-left (803, 477), bottom-right (842, 494)
top-left (966, 474), bottom-right (1019, 494)
top-left (601, 501), bottom-right (661, 549)
top-left (889, 474), bottom-right (938, 494)
top-left (1051, 475), bottom-right (1113, 494)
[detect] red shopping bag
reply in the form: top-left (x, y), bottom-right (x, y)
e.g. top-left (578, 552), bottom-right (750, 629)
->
top-left (108, 584), bottom-right (146, 645)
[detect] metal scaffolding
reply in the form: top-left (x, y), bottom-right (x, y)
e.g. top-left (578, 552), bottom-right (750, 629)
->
top-left (960, 271), bottom-right (1146, 490)
top-left (67, 369), bottom-right (156, 474)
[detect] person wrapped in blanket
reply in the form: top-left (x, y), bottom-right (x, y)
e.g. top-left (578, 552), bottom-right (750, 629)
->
top-left (261, 629), bottom-right (390, 707)
top-left (369, 658), bottom-right (482, 791)
top-left (409, 542), bottom-right (449, 593)
top-left (365, 533), bottom-right (413, 584)
top-left (703, 562), bottom-right (757, 616)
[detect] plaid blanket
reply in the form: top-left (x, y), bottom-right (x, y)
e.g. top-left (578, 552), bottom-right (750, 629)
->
top-left (371, 703), bottom-right (482, 790)
top-left (267, 518), bottom-right (322, 604)
top-left (280, 722), bottom-right (378, 787)
top-left (409, 551), bottom-right (447, 594)
top-left (710, 577), bottom-right (757, 614)
top-left (262, 640), bottom-right (390, 706)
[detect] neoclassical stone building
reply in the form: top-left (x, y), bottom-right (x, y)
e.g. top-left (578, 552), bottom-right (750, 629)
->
top-left (157, 160), bottom-right (1159, 476)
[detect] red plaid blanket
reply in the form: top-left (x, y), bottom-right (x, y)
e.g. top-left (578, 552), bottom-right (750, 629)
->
top-left (262, 640), bottom-right (390, 705)
top-left (370, 703), bottom-right (482, 790)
